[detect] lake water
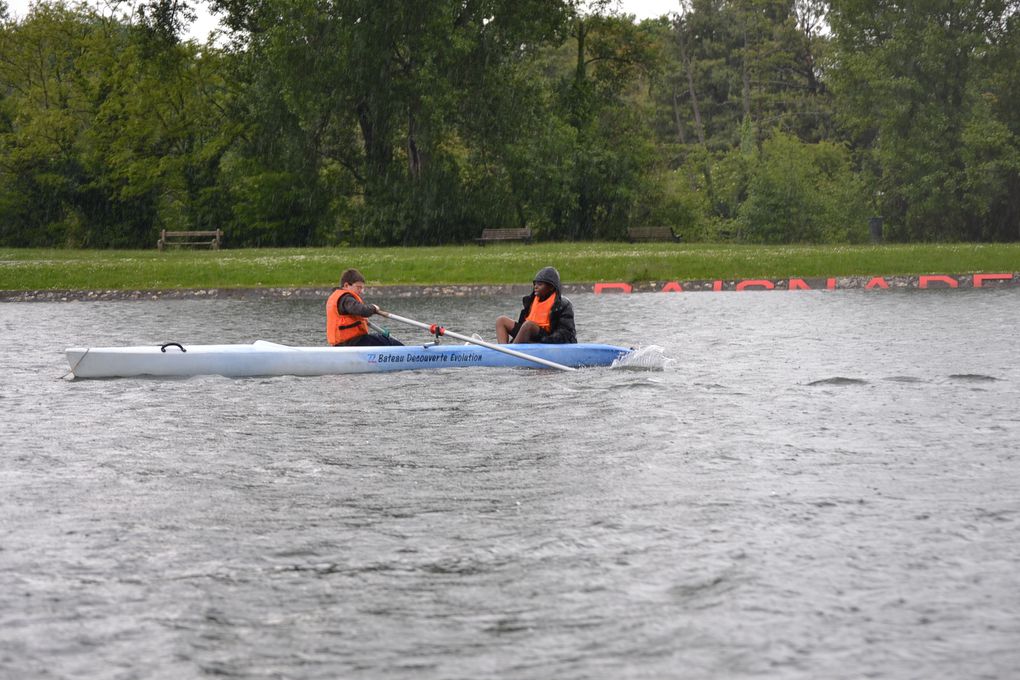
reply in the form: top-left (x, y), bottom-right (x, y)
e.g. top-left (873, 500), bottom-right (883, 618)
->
top-left (2, 289), bottom-right (1019, 679)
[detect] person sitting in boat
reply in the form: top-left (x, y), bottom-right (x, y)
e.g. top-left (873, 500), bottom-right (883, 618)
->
top-left (495, 266), bottom-right (577, 344)
top-left (327, 269), bottom-right (403, 347)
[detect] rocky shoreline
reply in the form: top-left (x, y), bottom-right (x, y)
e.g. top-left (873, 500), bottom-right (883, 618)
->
top-left (2, 273), bottom-right (1016, 302)
top-left (0, 284), bottom-right (537, 302)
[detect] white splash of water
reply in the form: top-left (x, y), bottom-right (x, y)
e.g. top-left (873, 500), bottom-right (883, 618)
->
top-left (611, 345), bottom-right (669, 371)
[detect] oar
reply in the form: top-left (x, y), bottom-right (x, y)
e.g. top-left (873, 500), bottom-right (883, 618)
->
top-left (376, 310), bottom-right (575, 372)
top-left (367, 319), bottom-right (393, 338)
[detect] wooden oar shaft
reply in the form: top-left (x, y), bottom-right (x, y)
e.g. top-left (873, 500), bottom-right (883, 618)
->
top-left (377, 311), bottom-right (575, 372)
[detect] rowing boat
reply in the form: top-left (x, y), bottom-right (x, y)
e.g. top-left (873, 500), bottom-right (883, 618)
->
top-left (65, 341), bottom-right (632, 379)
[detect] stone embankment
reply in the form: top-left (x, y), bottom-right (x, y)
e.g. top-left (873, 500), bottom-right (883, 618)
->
top-left (0, 285), bottom-right (533, 302)
top-left (2, 273), bottom-right (1016, 302)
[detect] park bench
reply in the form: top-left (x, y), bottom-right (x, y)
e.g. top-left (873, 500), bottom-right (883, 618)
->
top-left (627, 226), bottom-right (680, 242)
top-left (475, 227), bottom-right (533, 246)
top-left (158, 229), bottom-right (223, 251)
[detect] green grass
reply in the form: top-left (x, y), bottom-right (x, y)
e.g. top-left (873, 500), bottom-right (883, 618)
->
top-left (1, 243), bottom-right (1018, 291)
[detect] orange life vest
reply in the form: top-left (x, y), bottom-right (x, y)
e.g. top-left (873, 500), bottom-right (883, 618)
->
top-left (525, 292), bottom-right (557, 332)
top-left (326, 288), bottom-right (369, 346)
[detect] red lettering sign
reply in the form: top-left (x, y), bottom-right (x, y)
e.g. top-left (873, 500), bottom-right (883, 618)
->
top-left (919, 275), bottom-right (959, 289)
top-left (973, 273), bottom-right (1011, 288)
top-left (736, 280), bottom-right (775, 291)
top-left (787, 278), bottom-right (837, 290)
top-left (660, 281), bottom-right (683, 292)
top-left (865, 277), bottom-right (889, 289)
top-left (593, 282), bottom-right (632, 294)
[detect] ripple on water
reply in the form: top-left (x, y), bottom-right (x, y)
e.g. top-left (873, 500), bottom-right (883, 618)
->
top-left (806, 377), bottom-right (869, 386)
top-left (948, 373), bottom-right (1000, 382)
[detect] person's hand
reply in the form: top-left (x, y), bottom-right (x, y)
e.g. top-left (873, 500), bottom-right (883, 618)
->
top-left (371, 304), bottom-right (381, 314)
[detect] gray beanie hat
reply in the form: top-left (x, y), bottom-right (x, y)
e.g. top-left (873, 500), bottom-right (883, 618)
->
top-left (533, 266), bottom-right (561, 291)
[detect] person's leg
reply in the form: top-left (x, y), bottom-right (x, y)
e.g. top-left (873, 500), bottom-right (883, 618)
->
top-left (511, 320), bottom-right (542, 344)
top-left (343, 333), bottom-right (403, 347)
top-left (496, 316), bottom-right (517, 344)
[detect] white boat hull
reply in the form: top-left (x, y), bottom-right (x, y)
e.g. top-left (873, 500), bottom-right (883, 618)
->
top-left (65, 341), bottom-right (632, 378)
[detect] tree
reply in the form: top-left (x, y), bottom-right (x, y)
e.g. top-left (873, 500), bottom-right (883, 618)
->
top-left (829, 0), bottom-right (1020, 241)
top-left (211, 0), bottom-right (572, 245)
top-left (0, 4), bottom-right (96, 245)
top-left (661, 0), bottom-right (833, 152)
top-left (739, 131), bottom-right (869, 243)
top-left (0, 3), bottom-right (233, 247)
top-left (527, 9), bottom-right (659, 240)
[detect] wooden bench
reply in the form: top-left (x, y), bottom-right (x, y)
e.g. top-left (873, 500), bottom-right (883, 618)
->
top-left (627, 226), bottom-right (680, 242)
top-left (158, 229), bottom-right (223, 251)
top-left (475, 227), bottom-right (532, 246)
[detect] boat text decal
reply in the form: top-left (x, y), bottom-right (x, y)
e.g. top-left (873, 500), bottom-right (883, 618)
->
top-left (373, 351), bottom-right (484, 364)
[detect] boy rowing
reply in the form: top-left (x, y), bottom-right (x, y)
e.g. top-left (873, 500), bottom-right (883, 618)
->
top-left (326, 269), bottom-right (403, 346)
top-left (495, 266), bottom-right (577, 344)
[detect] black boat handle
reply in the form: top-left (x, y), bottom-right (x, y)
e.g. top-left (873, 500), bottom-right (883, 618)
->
top-left (160, 342), bottom-right (186, 353)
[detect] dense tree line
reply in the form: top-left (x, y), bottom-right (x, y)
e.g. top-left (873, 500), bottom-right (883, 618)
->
top-left (0, 0), bottom-right (1017, 247)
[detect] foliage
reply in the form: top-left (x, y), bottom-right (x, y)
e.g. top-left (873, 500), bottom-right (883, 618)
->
top-left (738, 132), bottom-right (870, 243)
top-left (0, 4), bottom-right (233, 247)
top-left (0, 0), bottom-right (1017, 247)
top-left (828, 0), bottom-right (1020, 241)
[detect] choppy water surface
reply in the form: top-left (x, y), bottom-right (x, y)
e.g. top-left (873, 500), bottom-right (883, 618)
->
top-left (2, 290), bottom-right (1019, 679)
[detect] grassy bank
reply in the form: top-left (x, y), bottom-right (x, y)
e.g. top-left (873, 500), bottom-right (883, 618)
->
top-left (2, 243), bottom-right (1019, 291)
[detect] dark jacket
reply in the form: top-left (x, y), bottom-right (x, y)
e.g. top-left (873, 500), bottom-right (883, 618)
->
top-left (337, 291), bottom-right (377, 317)
top-left (516, 291), bottom-right (576, 344)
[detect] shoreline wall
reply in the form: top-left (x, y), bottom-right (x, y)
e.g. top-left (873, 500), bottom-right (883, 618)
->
top-left (1, 272), bottom-right (1017, 302)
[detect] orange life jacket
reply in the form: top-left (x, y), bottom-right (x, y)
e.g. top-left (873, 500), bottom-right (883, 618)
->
top-left (326, 288), bottom-right (369, 346)
top-left (525, 292), bottom-right (557, 332)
